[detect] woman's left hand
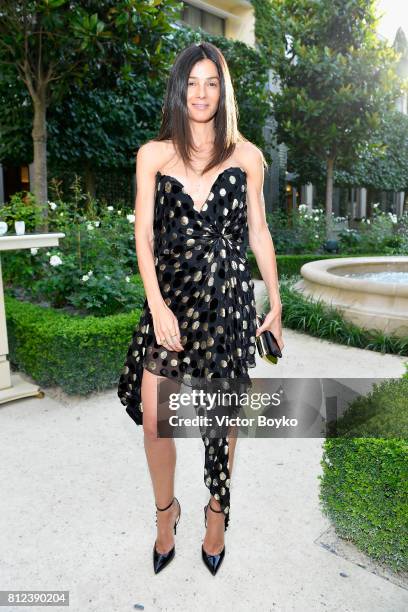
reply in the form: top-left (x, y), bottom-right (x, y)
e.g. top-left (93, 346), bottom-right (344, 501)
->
top-left (255, 308), bottom-right (284, 352)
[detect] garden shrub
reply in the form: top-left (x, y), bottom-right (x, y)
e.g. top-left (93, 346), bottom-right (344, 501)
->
top-left (320, 378), bottom-right (408, 572)
top-left (1, 183), bottom-right (143, 316)
top-left (5, 294), bottom-right (144, 394)
top-left (338, 209), bottom-right (408, 255)
top-left (247, 252), bottom-right (349, 279)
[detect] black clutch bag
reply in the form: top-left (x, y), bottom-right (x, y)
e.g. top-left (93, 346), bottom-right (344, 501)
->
top-left (255, 311), bottom-right (283, 365)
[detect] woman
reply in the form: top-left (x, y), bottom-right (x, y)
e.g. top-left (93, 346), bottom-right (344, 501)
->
top-left (118, 41), bottom-right (283, 576)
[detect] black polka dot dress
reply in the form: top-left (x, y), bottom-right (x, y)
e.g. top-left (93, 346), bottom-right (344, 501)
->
top-left (117, 166), bottom-right (257, 530)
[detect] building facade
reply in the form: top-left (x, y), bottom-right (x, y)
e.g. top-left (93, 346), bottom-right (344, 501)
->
top-left (180, 1), bottom-right (255, 45)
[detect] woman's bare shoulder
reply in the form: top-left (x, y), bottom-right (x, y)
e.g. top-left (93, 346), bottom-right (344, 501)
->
top-left (235, 140), bottom-right (267, 173)
top-left (236, 140), bottom-right (264, 162)
top-left (137, 140), bottom-right (170, 171)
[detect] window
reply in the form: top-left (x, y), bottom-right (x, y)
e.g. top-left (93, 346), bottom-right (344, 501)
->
top-left (181, 2), bottom-right (225, 37)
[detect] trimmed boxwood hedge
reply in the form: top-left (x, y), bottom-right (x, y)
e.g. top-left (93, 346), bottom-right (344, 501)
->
top-left (319, 378), bottom-right (408, 573)
top-left (5, 294), bottom-right (143, 394)
top-left (247, 252), bottom-right (362, 279)
top-left (247, 252), bottom-right (398, 279)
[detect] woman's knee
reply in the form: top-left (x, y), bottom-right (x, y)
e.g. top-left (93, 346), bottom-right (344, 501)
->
top-left (143, 418), bottom-right (160, 440)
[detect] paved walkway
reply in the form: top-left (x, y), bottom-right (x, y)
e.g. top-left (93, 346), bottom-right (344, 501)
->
top-left (0, 280), bottom-right (407, 611)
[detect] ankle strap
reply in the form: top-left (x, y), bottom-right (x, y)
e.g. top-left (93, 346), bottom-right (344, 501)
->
top-left (208, 500), bottom-right (223, 513)
top-left (156, 496), bottom-right (175, 512)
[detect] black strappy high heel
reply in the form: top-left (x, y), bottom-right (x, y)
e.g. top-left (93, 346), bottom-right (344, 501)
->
top-left (153, 496), bottom-right (181, 574)
top-left (201, 499), bottom-right (226, 576)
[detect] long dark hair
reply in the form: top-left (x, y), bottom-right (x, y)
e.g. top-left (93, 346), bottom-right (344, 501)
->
top-left (154, 41), bottom-right (254, 175)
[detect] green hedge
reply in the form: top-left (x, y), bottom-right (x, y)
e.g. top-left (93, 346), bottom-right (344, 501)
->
top-left (247, 252), bottom-right (400, 279)
top-left (327, 378), bottom-right (408, 438)
top-left (5, 295), bottom-right (143, 394)
top-left (247, 252), bottom-right (361, 279)
top-left (320, 379), bottom-right (408, 573)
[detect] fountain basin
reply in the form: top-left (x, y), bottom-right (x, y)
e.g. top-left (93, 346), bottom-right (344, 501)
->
top-left (294, 256), bottom-right (408, 337)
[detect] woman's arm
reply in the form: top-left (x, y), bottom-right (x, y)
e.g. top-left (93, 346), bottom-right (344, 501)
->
top-left (134, 142), bottom-right (163, 311)
top-left (243, 143), bottom-right (284, 351)
top-left (134, 142), bottom-right (183, 352)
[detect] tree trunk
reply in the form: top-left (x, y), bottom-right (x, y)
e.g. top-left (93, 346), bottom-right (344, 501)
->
top-left (325, 157), bottom-right (335, 238)
top-left (31, 94), bottom-right (48, 231)
top-left (84, 163), bottom-right (96, 200)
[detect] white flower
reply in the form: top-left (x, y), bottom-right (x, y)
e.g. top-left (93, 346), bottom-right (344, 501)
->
top-left (82, 274), bottom-right (89, 282)
top-left (59, 212), bottom-right (64, 216)
top-left (127, 214), bottom-right (135, 223)
top-left (30, 247), bottom-right (38, 255)
top-left (88, 270), bottom-right (93, 276)
top-left (117, 210), bottom-right (122, 215)
top-left (107, 206), bottom-right (114, 211)
top-left (125, 276), bottom-right (130, 283)
top-left (299, 204), bottom-right (308, 212)
top-left (86, 223), bottom-right (94, 231)
top-left (50, 255), bottom-right (62, 267)
top-left (48, 201), bottom-right (57, 211)
top-left (315, 234), bottom-right (319, 238)
top-left (46, 251), bottom-right (50, 256)
top-left (366, 219), bottom-right (371, 224)
top-left (104, 275), bottom-right (111, 280)
top-left (373, 203), bottom-right (380, 209)
top-left (93, 221), bottom-right (100, 227)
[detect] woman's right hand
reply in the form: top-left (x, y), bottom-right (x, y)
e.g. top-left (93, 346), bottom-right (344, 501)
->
top-left (150, 302), bottom-right (184, 352)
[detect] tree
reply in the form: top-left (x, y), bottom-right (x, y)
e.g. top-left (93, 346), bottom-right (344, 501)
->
top-left (0, 0), bottom-right (179, 228)
top-left (264, 0), bottom-right (403, 232)
top-left (335, 110), bottom-right (408, 192)
top-left (46, 77), bottom-right (165, 197)
top-left (0, 20), bottom-right (271, 206)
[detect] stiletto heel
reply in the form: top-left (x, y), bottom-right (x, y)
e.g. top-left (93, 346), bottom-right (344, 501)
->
top-left (153, 496), bottom-right (181, 574)
top-left (201, 499), bottom-right (225, 576)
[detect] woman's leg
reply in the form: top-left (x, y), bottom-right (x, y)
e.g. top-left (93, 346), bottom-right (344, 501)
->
top-left (203, 430), bottom-right (238, 554)
top-left (142, 368), bottom-right (179, 554)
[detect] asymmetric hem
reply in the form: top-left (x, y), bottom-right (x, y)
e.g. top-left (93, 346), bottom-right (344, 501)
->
top-left (118, 166), bottom-right (257, 530)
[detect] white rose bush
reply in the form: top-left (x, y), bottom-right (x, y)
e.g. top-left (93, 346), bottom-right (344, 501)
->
top-left (3, 183), bottom-right (144, 316)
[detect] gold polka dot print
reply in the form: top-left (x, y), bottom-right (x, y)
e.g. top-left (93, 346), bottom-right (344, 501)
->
top-left (118, 166), bottom-right (257, 531)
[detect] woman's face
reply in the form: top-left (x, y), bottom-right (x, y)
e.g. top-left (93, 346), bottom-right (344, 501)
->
top-left (186, 58), bottom-right (220, 122)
